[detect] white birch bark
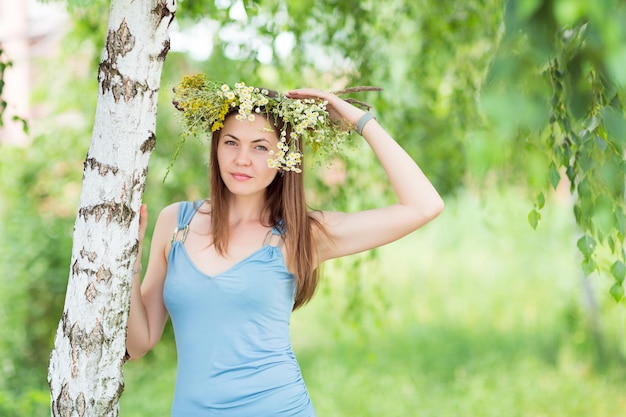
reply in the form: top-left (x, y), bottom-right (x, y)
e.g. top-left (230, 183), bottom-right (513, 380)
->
top-left (48, 1), bottom-right (176, 416)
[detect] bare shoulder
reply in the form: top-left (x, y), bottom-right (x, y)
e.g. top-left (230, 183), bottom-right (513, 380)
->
top-left (160, 201), bottom-right (181, 216)
top-left (154, 202), bottom-right (181, 229)
top-left (157, 200), bottom-right (209, 223)
top-left (157, 200), bottom-right (212, 235)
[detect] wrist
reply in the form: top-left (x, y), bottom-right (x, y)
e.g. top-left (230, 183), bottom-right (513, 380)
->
top-left (354, 112), bottom-right (376, 136)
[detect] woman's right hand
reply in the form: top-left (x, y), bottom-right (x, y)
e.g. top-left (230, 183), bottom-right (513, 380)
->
top-left (133, 204), bottom-right (148, 274)
top-left (138, 204), bottom-right (148, 245)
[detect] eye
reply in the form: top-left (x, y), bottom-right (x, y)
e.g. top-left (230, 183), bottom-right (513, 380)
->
top-left (223, 139), bottom-right (237, 146)
top-left (254, 144), bottom-right (269, 151)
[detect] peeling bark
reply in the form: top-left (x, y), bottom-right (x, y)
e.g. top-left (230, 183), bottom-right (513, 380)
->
top-left (48, 1), bottom-right (176, 416)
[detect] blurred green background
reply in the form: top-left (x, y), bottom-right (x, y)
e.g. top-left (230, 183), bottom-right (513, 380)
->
top-left (1, 0), bottom-right (625, 415)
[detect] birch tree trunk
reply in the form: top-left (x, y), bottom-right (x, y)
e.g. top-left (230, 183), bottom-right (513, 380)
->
top-left (48, 1), bottom-right (176, 415)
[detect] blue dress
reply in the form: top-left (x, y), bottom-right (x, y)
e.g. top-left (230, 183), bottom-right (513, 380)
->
top-left (163, 202), bottom-right (316, 417)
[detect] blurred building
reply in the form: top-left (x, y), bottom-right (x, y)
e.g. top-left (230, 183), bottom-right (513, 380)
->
top-left (0, 0), bottom-right (68, 145)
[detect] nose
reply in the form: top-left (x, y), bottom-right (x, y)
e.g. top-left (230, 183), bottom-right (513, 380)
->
top-left (235, 147), bottom-right (251, 166)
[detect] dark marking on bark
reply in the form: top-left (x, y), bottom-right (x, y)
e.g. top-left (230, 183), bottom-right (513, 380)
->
top-left (107, 19), bottom-right (135, 59)
top-left (54, 382), bottom-right (72, 417)
top-left (152, 1), bottom-right (175, 27)
top-left (80, 247), bottom-right (98, 263)
top-left (72, 259), bottom-right (79, 276)
top-left (120, 241), bottom-right (140, 270)
top-left (157, 39), bottom-right (170, 61)
top-left (99, 19), bottom-right (134, 100)
top-left (140, 131), bottom-right (156, 153)
top-left (96, 265), bottom-right (113, 285)
top-left (98, 60), bottom-right (116, 98)
top-left (71, 333), bottom-right (79, 378)
top-left (116, 378), bottom-right (126, 401)
top-left (127, 168), bottom-right (149, 199)
top-left (76, 391), bottom-right (86, 417)
top-left (85, 157), bottom-right (119, 176)
top-left (93, 377), bottom-right (124, 415)
top-left (98, 18), bottom-right (159, 103)
top-left (85, 282), bottom-right (97, 303)
top-left (61, 311), bottom-right (70, 337)
top-left (78, 201), bottom-right (136, 229)
top-left (139, 174), bottom-right (147, 195)
top-left (152, 0), bottom-right (176, 65)
top-left (112, 76), bottom-right (151, 103)
top-left (68, 318), bottom-right (105, 381)
top-left (72, 266), bottom-right (101, 282)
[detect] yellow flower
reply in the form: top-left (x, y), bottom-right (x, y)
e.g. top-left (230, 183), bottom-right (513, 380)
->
top-left (211, 121), bottom-right (223, 132)
top-left (172, 73), bottom-right (360, 174)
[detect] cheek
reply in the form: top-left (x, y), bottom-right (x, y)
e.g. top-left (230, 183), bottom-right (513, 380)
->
top-left (216, 145), bottom-right (232, 162)
top-left (261, 163), bottom-right (279, 181)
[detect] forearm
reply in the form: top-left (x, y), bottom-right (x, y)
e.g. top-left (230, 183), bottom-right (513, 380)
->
top-left (125, 258), bottom-right (151, 359)
top-left (360, 117), bottom-right (444, 218)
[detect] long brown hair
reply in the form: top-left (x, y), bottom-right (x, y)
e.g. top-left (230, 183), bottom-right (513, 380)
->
top-left (208, 111), bottom-right (324, 310)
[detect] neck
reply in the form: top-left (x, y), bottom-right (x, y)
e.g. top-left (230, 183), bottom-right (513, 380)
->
top-left (226, 192), bottom-right (267, 224)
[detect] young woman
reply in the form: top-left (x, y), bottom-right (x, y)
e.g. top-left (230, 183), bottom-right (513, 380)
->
top-left (126, 76), bottom-right (444, 416)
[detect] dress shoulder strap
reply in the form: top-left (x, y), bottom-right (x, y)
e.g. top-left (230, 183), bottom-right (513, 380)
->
top-left (172, 201), bottom-right (202, 243)
top-left (271, 219), bottom-right (286, 236)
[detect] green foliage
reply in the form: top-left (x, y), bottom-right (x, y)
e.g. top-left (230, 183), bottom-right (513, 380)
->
top-left (5, 0), bottom-right (626, 414)
top-left (0, 2), bottom-right (110, 398)
top-left (482, 0), bottom-right (626, 300)
top-left (0, 136), bottom-right (85, 391)
top-left (319, 1), bottom-right (502, 194)
top-left (121, 190), bottom-right (626, 416)
top-left (173, 0), bottom-right (503, 194)
top-left (0, 46), bottom-right (9, 126)
top-left (0, 47), bottom-right (28, 132)
top-left (0, 389), bottom-right (50, 417)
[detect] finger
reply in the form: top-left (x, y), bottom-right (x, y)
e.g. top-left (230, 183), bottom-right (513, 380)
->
top-left (286, 88), bottom-right (330, 100)
top-left (138, 204), bottom-right (148, 239)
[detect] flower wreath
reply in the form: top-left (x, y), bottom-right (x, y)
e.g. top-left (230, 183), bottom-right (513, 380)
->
top-left (171, 73), bottom-right (380, 174)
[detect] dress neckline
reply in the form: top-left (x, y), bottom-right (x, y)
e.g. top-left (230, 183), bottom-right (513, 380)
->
top-left (177, 243), bottom-right (284, 279)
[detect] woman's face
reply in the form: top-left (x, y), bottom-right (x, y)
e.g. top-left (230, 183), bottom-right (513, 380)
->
top-left (216, 113), bottom-right (280, 198)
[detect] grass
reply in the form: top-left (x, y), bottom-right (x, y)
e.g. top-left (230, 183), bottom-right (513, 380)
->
top-left (121, 187), bottom-right (626, 416)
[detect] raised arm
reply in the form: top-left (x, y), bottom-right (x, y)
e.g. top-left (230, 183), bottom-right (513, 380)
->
top-left (126, 203), bottom-right (177, 359)
top-left (286, 88), bottom-right (444, 263)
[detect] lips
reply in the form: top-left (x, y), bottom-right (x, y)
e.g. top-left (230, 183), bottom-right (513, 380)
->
top-left (231, 172), bottom-right (252, 181)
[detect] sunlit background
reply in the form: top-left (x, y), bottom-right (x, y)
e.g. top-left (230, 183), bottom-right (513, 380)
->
top-left (1, 0), bottom-right (625, 415)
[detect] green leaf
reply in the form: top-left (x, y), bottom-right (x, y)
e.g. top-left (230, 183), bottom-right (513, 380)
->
top-left (581, 257), bottom-right (596, 276)
top-left (573, 204), bottom-right (582, 224)
top-left (528, 209), bottom-right (541, 229)
top-left (548, 162), bottom-right (561, 190)
top-left (594, 135), bottom-right (607, 152)
top-left (536, 192), bottom-right (545, 209)
top-left (565, 165), bottom-right (575, 184)
top-left (608, 236), bottom-right (616, 253)
top-left (576, 235), bottom-right (596, 258)
top-left (610, 282), bottom-right (624, 302)
top-left (615, 208), bottom-right (626, 237)
top-left (601, 105), bottom-right (626, 146)
top-left (610, 260), bottom-right (626, 284)
top-left (592, 195), bottom-right (615, 237)
top-left (516, 0), bottom-right (543, 20)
